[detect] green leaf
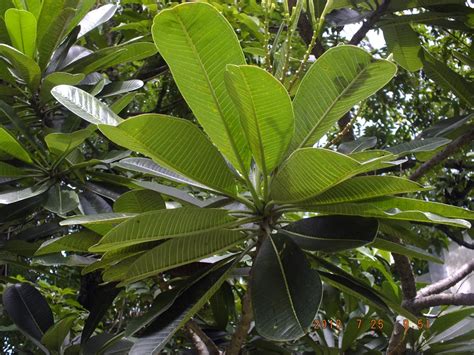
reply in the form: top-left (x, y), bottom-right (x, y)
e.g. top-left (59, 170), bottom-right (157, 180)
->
top-left (77, 4), bottom-right (117, 38)
top-left (382, 23), bottom-right (423, 72)
top-left (113, 189), bottom-right (165, 213)
top-left (120, 230), bottom-right (245, 285)
top-left (0, 44), bottom-right (40, 89)
top-left (89, 208), bottom-right (237, 252)
top-left (224, 64), bottom-right (294, 173)
top-left (290, 45), bottom-right (396, 150)
top-left (0, 161), bottom-right (28, 177)
top-left (63, 42), bottom-right (157, 75)
top-left (387, 137), bottom-right (451, 155)
top-left (36, 1), bottom-right (76, 70)
top-left (40, 72), bottom-right (85, 103)
top-left (270, 148), bottom-right (361, 203)
top-left (129, 257), bottom-right (240, 354)
top-left (429, 307), bottom-right (474, 335)
top-left (44, 184), bottom-right (79, 215)
top-left (338, 136), bottom-right (377, 154)
top-left (152, 2), bottom-right (250, 172)
top-left (422, 50), bottom-right (474, 107)
top-left (59, 212), bottom-right (136, 226)
top-left (51, 85), bottom-right (123, 126)
top-left (99, 114), bottom-right (237, 195)
top-left (370, 238), bottom-right (443, 263)
top-left (252, 233), bottom-right (322, 341)
top-left (306, 197), bottom-right (473, 228)
top-left (45, 126), bottom-right (94, 156)
top-left (302, 176), bottom-right (429, 205)
top-left (0, 184), bottom-right (49, 204)
top-left (35, 230), bottom-right (101, 256)
top-left (99, 80), bottom-right (143, 98)
top-left (110, 92), bottom-right (136, 114)
top-left (281, 215), bottom-right (379, 252)
top-left (0, 126), bottom-right (32, 163)
top-left (2, 283), bottom-right (54, 343)
top-left (114, 158), bottom-right (210, 191)
top-left (41, 316), bottom-right (75, 351)
top-left (4, 9), bottom-right (36, 58)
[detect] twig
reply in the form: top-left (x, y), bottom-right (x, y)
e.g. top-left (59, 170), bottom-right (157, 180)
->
top-left (348, 0), bottom-right (391, 45)
top-left (407, 293), bottom-right (474, 309)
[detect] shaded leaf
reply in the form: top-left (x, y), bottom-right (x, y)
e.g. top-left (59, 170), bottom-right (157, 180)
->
top-left (44, 184), bottom-right (79, 215)
top-left (35, 230), bottom-right (101, 256)
top-left (382, 23), bottom-right (423, 72)
top-left (0, 126), bottom-right (32, 163)
top-left (113, 189), bottom-right (165, 214)
top-left (41, 316), bottom-right (75, 351)
top-left (370, 238), bottom-right (443, 263)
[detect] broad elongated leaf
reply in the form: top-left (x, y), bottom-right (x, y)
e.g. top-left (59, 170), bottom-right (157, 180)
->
top-left (114, 158), bottom-right (210, 191)
top-left (306, 197), bottom-right (473, 228)
top-left (130, 258), bottom-right (239, 354)
top-left (4, 9), bottom-right (36, 58)
top-left (40, 72), bottom-right (85, 103)
top-left (422, 50), bottom-right (474, 107)
top-left (0, 126), bottom-right (32, 163)
top-left (252, 233), bottom-right (322, 341)
top-left (51, 85), bottom-right (123, 126)
top-left (224, 65), bottom-right (294, 173)
top-left (44, 184), bottom-right (79, 215)
top-left (371, 238), bottom-right (443, 263)
top-left (281, 215), bottom-right (379, 252)
top-left (36, 0), bottom-right (76, 69)
top-left (0, 161), bottom-right (28, 177)
top-left (99, 114), bottom-right (237, 195)
top-left (99, 80), bottom-right (144, 98)
top-left (387, 137), bottom-right (451, 155)
top-left (0, 44), bottom-right (40, 89)
top-left (152, 2), bottom-right (250, 171)
top-left (113, 189), bottom-right (165, 213)
top-left (338, 136), bottom-right (377, 154)
top-left (41, 316), bottom-right (75, 351)
top-left (77, 4), bottom-right (117, 38)
top-left (302, 176), bottom-right (428, 205)
top-left (89, 208), bottom-right (237, 252)
top-left (0, 184), bottom-right (49, 204)
top-left (121, 230), bottom-right (245, 285)
top-left (60, 212), bottom-right (136, 226)
top-left (110, 92), bottom-right (136, 114)
top-left (270, 148), bottom-right (361, 203)
top-left (2, 283), bottom-right (54, 341)
top-left (382, 23), bottom-right (423, 72)
top-left (290, 45), bottom-right (396, 150)
top-left (45, 127), bottom-right (94, 156)
top-left (35, 230), bottom-right (101, 256)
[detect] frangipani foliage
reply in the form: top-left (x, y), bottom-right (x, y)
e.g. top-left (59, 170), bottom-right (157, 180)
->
top-left (0, 0), bottom-right (473, 354)
top-left (45, 2), bottom-right (474, 352)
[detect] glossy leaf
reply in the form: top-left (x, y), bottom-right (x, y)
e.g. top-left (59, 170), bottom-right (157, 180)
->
top-left (152, 2), bottom-right (250, 171)
top-left (371, 238), bottom-right (443, 263)
top-left (270, 148), bottom-right (361, 203)
top-left (387, 137), bottom-right (451, 155)
top-left (0, 184), bottom-right (49, 204)
top-left (45, 127), bottom-right (94, 156)
top-left (0, 44), bottom-right (40, 89)
top-left (338, 136), bottom-right (377, 154)
top-left (114, 157), bottom-right (210, 191)
top-left (290, 45), bottom-right (396, 150)
top-left (382, 23), bottom-right (423, 72)
top-left (35, 230), bottom-right (101, 256)
top-left (2, 283), bottom-right (54, 341)
top-left (302, 176), bottom-right (428, 205)
top-left (41, 316), bottom-right (75, 351)
top-left (121, 230), bottom-right (245, 285)
top-left (252, 233), bottom-right (322, 341)
top-left (282, 215), bottom-right (379, 252)
top-left (51, 85), bottom-right (123, 126)
top-left (113, 189), bottom-right (165, 213)
top-left (4, 9), bottom-right (36, 58)
top-left (77, 4), bottom-right (117, 38)
top-left (44, 184), bottom-right (79, 215)
top-left (89, 208), bottom-right (236, 252)
top-left (224, 64), bottom-right (294, 173)
top-left (99, 80), bottom-right (144, 98)
top-left (99, 114), bottom-right (237, 195)
top-left (0, 126), bottom-right (32, 163)
top-left (40, 72), bottom-right (85, 103)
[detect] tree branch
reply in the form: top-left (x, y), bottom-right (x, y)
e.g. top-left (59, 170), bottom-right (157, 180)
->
top-left (407, 293), bottom-right (474, 309)
top-left (185, 320), bottom-right (220, 355)
top-left (409, 129), bottom-right (474, 181)
top-left (393, 253), bottom-right (417, 300)
top-left (417, 260), bottom-right (474, 298)
top-left (227, 285), bottom-right (253, 355)
top-left (348, 0), bottom-right (391, 45)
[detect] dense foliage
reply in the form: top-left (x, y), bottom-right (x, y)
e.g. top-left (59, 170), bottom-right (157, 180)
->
top-left (0, 0), bottom-right (473, 354)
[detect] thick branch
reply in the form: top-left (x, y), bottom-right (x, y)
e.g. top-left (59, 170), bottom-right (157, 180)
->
top-left (393, 254), bottom-right (417, 300)
top-left (227, 286), bottom-right (253, 355)
top-left (417, 260), bottom-right (474, 298)
top-left (409, 129), bottom-right (474, 181)
top-left (407, 293), bottom-right (474, 309)
top-left (348, 0), bottom-right (391, 45)
top-left (185, 320), bottom-right (220, 355)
